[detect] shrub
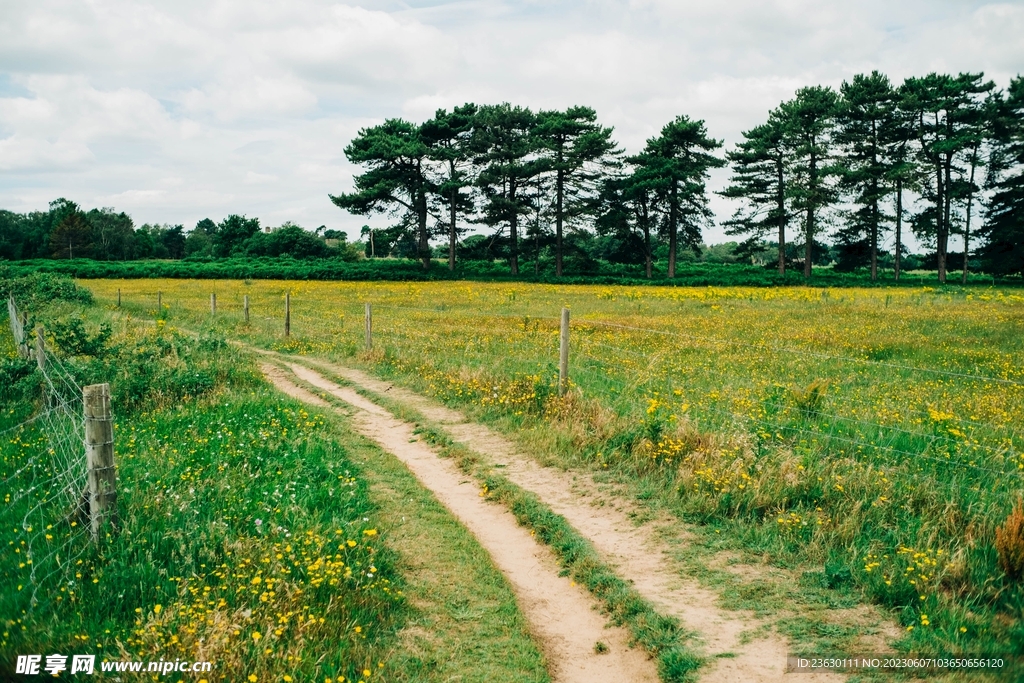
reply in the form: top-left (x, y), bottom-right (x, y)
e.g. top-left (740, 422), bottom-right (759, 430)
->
top-left (0, 269), bottom-right (93, 305)
top-left (0, 355), bottom-right (37, 403)
top-left (49, 315), bottom-right (112, 356)
top-left (790, 379), bottom-right (830, 416)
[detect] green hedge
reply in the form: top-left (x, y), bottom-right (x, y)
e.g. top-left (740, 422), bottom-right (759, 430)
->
top-left (3, 257), bottom-right (1018, 288)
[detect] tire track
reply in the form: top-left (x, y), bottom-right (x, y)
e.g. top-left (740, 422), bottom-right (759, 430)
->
top-left (260, 361), bottom-right (658, 683)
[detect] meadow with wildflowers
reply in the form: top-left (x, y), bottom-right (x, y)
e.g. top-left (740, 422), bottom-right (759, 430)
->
top-left (1, 292), bottom-right (401, 683)
top-left (86, 278), bottom-right (1024, 664)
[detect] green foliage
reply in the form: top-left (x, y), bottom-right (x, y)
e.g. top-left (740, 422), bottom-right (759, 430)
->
top-left (779, 85), bottom-right (841, 277)
top-left (48, 315), bottom-right (112, 356)
top-left (0, 355), bottom-right (37, 405)
top-left (474, 103), bottom-right (542, 275)
top-left (720, 112), bottom-right (789, 274)
top-left (420, 104), bottom-right (479, 268)
top-left (628, 115), bottom-right (724, 276)
top-left (331, 118), bottom-right (433, 267)
top-left (215, 214), bottom-right (261, 257)
top-left (979, 76), bottom-right (1024, 276)
top-left (534, 105), bottom-right (619, 276)
top-left (100, 329), bottom-right (260, 413)
top-left (6, 256), bottom-right (1017, 287)
top-left (833, 71), bottom-right (898, 278)
top-left (901, 72), bottom-right (996, 283)
top-left (0, 269), bottom-right (94, 306)
top-left (244, 224), bottom-right (330, 259)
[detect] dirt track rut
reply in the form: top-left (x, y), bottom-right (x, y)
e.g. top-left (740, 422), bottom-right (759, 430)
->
top-left (260, 361), bottom-right (658, 683)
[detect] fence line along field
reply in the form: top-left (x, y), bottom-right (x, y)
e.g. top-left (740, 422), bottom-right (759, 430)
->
top-left (89, 278), bottom-right (1024, 661)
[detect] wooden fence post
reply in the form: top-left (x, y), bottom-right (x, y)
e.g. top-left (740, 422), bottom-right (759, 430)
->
top-left (20, 314), bottom-right (29, 359)
top-left (364, 303), bottom-right (372, 352)
top-left (559, 307), bottom-right (570, 397)
top-left (84, 383), bottom-right (117, 541)
top-left (117, 288), bottom-right (121, 308)
top-left (157, 291), bottom-right (162, 310)
top-left (285, 293), bottom-right (291, 337)
top-left (35, 326), bottom-right (45, 372)
top-left (244, 295), bottom-right (249, 324)
top-left (210, 293), bottom-right (216, 315)
top-left (8, 297), bottom-right (28, 359)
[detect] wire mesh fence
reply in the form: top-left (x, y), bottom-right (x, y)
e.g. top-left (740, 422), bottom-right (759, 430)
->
top-left (4, 295), bottom-right (92, 610)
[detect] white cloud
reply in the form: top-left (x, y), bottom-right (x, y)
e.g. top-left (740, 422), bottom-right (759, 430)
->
top-left (0, 0), bottom-right (1020, 243)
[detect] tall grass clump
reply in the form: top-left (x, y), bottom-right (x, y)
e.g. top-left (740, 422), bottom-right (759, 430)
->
top-left (997, 501), bottom-right (1024, 582)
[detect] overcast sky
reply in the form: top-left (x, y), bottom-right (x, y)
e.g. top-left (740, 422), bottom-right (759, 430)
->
top-left (1, 0), bottom-right (1022, 246)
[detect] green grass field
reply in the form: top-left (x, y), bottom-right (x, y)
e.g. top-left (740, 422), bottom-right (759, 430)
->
top-left (81, 278), bottom-right (1024, 666)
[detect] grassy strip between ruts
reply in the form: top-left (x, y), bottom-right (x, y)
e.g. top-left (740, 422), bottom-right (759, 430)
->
top-left (480, 471), bottom-right (704, 683)
top-left (278, 359), bottom-right (704, 683)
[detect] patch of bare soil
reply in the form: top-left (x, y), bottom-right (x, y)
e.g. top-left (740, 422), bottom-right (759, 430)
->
top-left (258, 362), bottom-right (329, 407)
top-left (264, 363), bottom-right (657, 683)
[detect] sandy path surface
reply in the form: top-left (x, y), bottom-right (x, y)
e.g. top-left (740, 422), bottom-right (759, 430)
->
top-left (289, 357), bottom-right (847, 683)
top-left (262, 361), bottom-right (658, 683)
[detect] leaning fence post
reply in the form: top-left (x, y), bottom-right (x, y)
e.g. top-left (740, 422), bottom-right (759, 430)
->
top-left (244, 295), bottom-right (250, 324)
top-left (84, 383), bottom-right (117, 541)
top-left (364, 303), bottom-right (372, 352)
top-left (285, 293), bottom-right (291, 337)
top-left (8, 297), bottom-right (28, 359)
top-left (559, 307), bottom-right (570, 397)
top-left (35, 326), bottom-right (45, 372)
top-left (210, 293), bottom-right (216, 315)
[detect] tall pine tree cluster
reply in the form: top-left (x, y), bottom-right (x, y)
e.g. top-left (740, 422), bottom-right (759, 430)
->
top-left (334, 71), bottom-right (1024, 280)
top-left (723, 71), bottom-right (1024, 282)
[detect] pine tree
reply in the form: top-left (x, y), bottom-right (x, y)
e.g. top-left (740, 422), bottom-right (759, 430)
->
top-left (901, 73), bottom-right (994, 283)
top-left (720, 110), bottom-right (789, 274)
top-left (779, 86), bottom-right (840, 279)
top-left (534, 106), bottom-right (618, 276)
top-left (834, 72), bottom-right (895, 279)
top-left (330, 119), bottom-right (433, 269)
top-left (979, 77), bottom-right (1024, 275)
top-left (473, 104), bottom-right (541, 276)
top-left (629, 116), bottom-right (723, 278)
top-left (420, 104), bottom-right (478, 270)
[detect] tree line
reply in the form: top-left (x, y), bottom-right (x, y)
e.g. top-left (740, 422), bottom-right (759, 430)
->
top-left (335, 71), bottom-right (1024, 281)
top-left (0, 201), bottom-right (361, 262)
